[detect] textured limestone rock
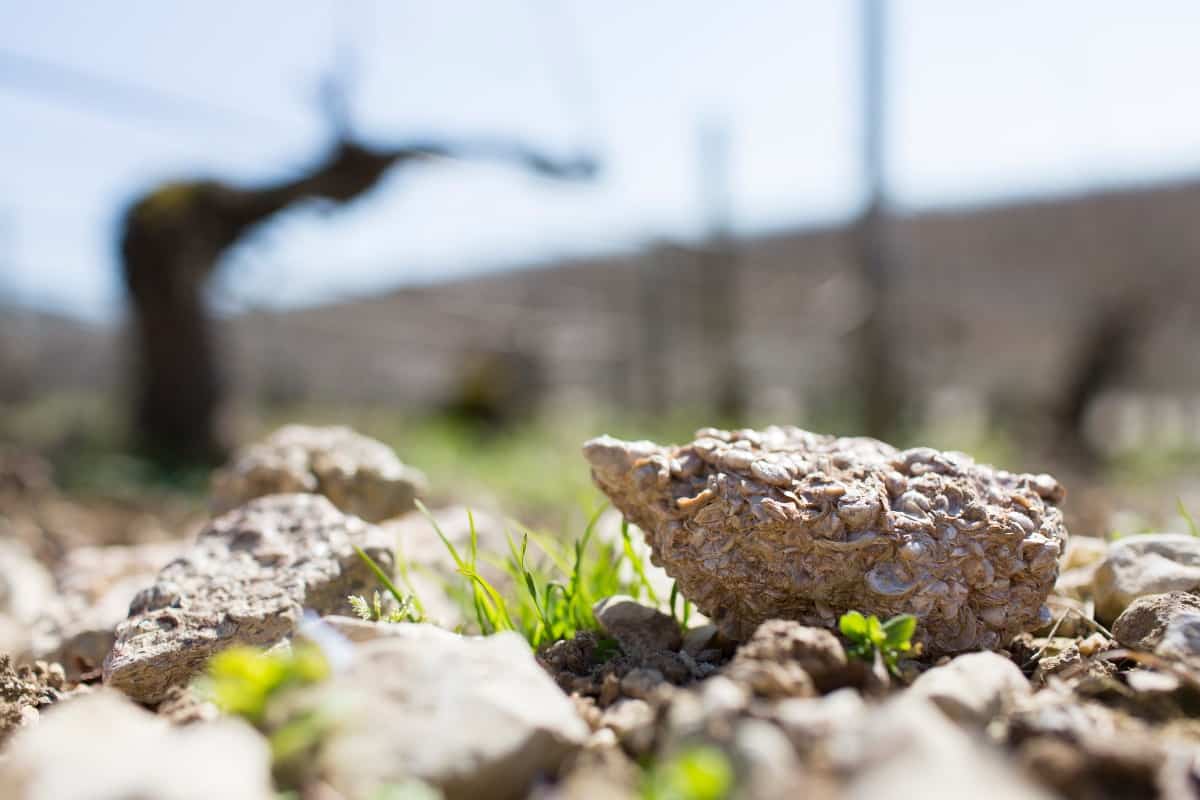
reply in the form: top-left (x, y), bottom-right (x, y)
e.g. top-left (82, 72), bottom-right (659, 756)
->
top-left (103, 494), bottom-right (393, 704)
top-left (1, 656), bottom-right (63, 746)
top-left (30, 541), bottom-right (184, 679)
top-left (211, 424), bottom-right (427, 522)
top-left (584, 427), bottom-right (1068, 655)
top-left (318, 632), bottom-right (589, 800)
top-left (0, 690), bottom-right (272, 800)
top-left (1092, 534), bottom-right (1200, 623)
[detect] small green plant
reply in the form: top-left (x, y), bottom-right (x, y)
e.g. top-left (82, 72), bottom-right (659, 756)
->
top-left (838, 610), bottom-right (918, 676)
top-left (641, 745), bottom-right (734, 800)
top-left (200, 642), bottom-right (330, 724)
top-left (200, 643), bottom-right (344, 790)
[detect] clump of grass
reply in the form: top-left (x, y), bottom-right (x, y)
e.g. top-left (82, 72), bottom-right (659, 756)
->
top-left (422, 500), bottom-right (654, 649)
top-left (354, 500), bottom-right (668, 650)
top-left (838, 610), bottom-right (918, 677)
top-left (641, 745), bottom-right (734, 800)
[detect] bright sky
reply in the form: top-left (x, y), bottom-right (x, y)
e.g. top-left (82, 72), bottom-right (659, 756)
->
top-left (3, 1), bottom-right (1200, 320)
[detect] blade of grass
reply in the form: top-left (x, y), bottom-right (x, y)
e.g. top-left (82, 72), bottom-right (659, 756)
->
top-left (353, 546), bottom-right (408, 609)
top-left (620, 519), bottom-right (660, 606)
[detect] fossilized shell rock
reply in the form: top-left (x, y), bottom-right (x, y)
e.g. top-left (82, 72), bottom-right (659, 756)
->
top-left (103, 494), bottom-right (394, 704)
top-left (211, 424), bottom-right (427, 522)
top-left (583, 427), bottom-right (1068, 655)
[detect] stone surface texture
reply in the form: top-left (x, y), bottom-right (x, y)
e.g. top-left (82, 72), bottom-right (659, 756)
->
top-left (729, 619), bottom-right (848, 693)
top-left (584, 427), bottom-right (1068, 655)
top-left (30, 541), bottom-right (184, 679)
top-left (0, 690), bottom-right (272, 800)
top-left (1092, 534), bottom-right (1200, 623)
top-left (907, 651), bottom-right (1031, 726)
top-left (211, 424), bottom-right (427, 522)
top-left (102, 494), bottom-right (393, 704)
top-left (318, 631), bottom-right (588, 800)
top-left (594, 595), bottom-right (682, 658)
top-left (1112, 591), bottom-right (1200, 660)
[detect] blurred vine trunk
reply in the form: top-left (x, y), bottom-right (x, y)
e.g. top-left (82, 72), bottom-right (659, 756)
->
top-left (120, 140), bottom-right (595, 465)
top-left (120, 142), bottom-right (403, 464)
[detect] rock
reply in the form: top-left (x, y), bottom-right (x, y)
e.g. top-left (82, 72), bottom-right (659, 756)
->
top-left (319, 632), bottom-right (588, 800)
top-left (0, 538), bottom-right (54, 655)
top-left (1092, 534), bottom-right (1200, 623)
top-left (601, 698), bottom-right (656, 754)
top-left (731, 619), bottom-right (848, 692)
top-left (30, 541), bottom-right (184, 679)
top-left (584, 427), bottom-right (1067, 655)
top-left (620, 668), bottom-right (670, 702)
top-left (211, 424), bottom-right (427, 522)
top-left (594, 595), bottom-right (682, 657)
top-left (772, 688), bottom-right (866, 751)
top-left (1158, 614), bottom-right (1200, 661)
top-left (103, 494), bottom-right (394, 704)
top-left (0, 690), bottom-right (272, 799)
top-left (730, 718), bottom-right (807, 800)
top-left (907, 651), bottom-right (1031, 726)
top-left (722, 656), bottom-right (815, 700)
top-left (1, 655), bottom-right (45, 746)
top-left (1035, 594), bottom-right (1089, 638)
top-left (1005, 688), bottom-right (1167, 800)
top-left (681, 624), bottom-right (722, 656)
top-left (832, 695), bottom-right (1054, 800)
top-left (1112, 591), bottom-right (1200, 654)
top-left (1062, 536), bottom-right (1109, 571)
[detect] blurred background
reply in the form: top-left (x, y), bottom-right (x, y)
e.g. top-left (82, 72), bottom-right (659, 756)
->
top-left (2, 0), bottom-right (1199, 537)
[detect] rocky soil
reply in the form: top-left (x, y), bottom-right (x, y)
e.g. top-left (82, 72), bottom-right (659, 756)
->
top-left (2, 425), bottom-right (1200, 800)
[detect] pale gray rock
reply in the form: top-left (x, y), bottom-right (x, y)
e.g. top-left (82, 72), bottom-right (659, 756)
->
top-left (102, 494), bottom-right (393, 704)
top-left (1092, 534), bottom-right (1200, 623)
top-left (907, 651), bottom-right (1031, 726)
top-left (211, 424), bottom-right (427, 522)
top-left (319, 631), bottom-right (588, 800)
top-left (594, 595), bottom-right (682, 657)
top-left (601, 698), bottom-right (656, 754)
top-left (0, 538), bottom-right (54, 620)
top-left (730, 718), bottom-right (808, 800)
top-left (0, 689), bottom-right (272, 800)
top-left (1112, 591), bottom-right (1200, 662)
top-left (833, 695), bottom-right (1054, 800)
top-left (772, 688), bottom-right (867, 751)
top-left (30, 541), bottom-right (184, 679)
top-left (584, 427), bottom-right (1067, 655)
